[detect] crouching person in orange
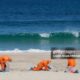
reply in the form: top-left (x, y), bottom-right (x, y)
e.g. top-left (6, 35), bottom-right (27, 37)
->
top-left (67, 56), bottom-right (78, 73)
top-left (32, 59), bottom-right (51, 71)
top-left (0, 55), bottom-right (12, 72)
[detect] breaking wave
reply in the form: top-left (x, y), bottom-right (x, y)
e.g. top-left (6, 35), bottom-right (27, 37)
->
top-left (0, 32), bottom-right (79, 41)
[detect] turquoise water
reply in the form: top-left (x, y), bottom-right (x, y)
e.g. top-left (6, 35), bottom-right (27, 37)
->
top-left (0, 21), bottom-right (80, 50)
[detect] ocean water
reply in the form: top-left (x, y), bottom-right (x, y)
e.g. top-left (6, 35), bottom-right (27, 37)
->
top-left (0, 21), bottom-right (80, 51)
top-left (0, 0), bottom-right (80, 51)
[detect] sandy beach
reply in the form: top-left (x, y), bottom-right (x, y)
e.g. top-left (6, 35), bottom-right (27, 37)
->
top-left (0, 52), bottom-right (80, 80)
top-left (0, 71), bottom-right (80, 80)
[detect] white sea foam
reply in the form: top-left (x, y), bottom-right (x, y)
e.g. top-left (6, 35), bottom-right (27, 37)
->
top-left (0, 48), bottom-right (24, 54)
top-left (27, 49), bottom-right (50, 53)
top-left (64, 30), bottom-right (79, 38)
top-left (0, 48), bottom-right (50, 54)
top-left (39, 33), bottom-right (50, 38)
top-left (71, 32), bottom-right (79, 38)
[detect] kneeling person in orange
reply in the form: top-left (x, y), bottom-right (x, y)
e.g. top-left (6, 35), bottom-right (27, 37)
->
top-left (33, 59), bottom-right (51, 71)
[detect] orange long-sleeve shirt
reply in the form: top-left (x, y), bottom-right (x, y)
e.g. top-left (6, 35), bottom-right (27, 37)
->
top-left (68, 58), bottom-right (76, 67)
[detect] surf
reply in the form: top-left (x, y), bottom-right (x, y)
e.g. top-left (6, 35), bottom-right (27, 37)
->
top-left (0, 32), bottom-right (79, 41)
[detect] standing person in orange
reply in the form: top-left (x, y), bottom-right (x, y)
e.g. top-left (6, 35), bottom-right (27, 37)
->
top-left (32, 59), bottom-right (51, 71)
top-left (67, 56), bottom-right (78, 73)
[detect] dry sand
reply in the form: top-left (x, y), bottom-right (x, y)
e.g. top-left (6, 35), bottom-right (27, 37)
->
top-left (0, 52), bottom-right (80, 80)
top-left (0, 71), bottom-right (80, 80)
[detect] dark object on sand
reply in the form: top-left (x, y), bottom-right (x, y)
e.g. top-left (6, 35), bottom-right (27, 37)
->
top-left (74, 70), bottom-right (79, 73)
top-left (51, 47), bottom-right (58, 59)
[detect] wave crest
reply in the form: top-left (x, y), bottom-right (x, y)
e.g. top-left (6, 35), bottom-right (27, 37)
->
top-left (0, 32), bottom-right (79, 41)
top-left (71, 32), bottom-right (79, 37)
top-left (39, 33), bottom-right (50, 38)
